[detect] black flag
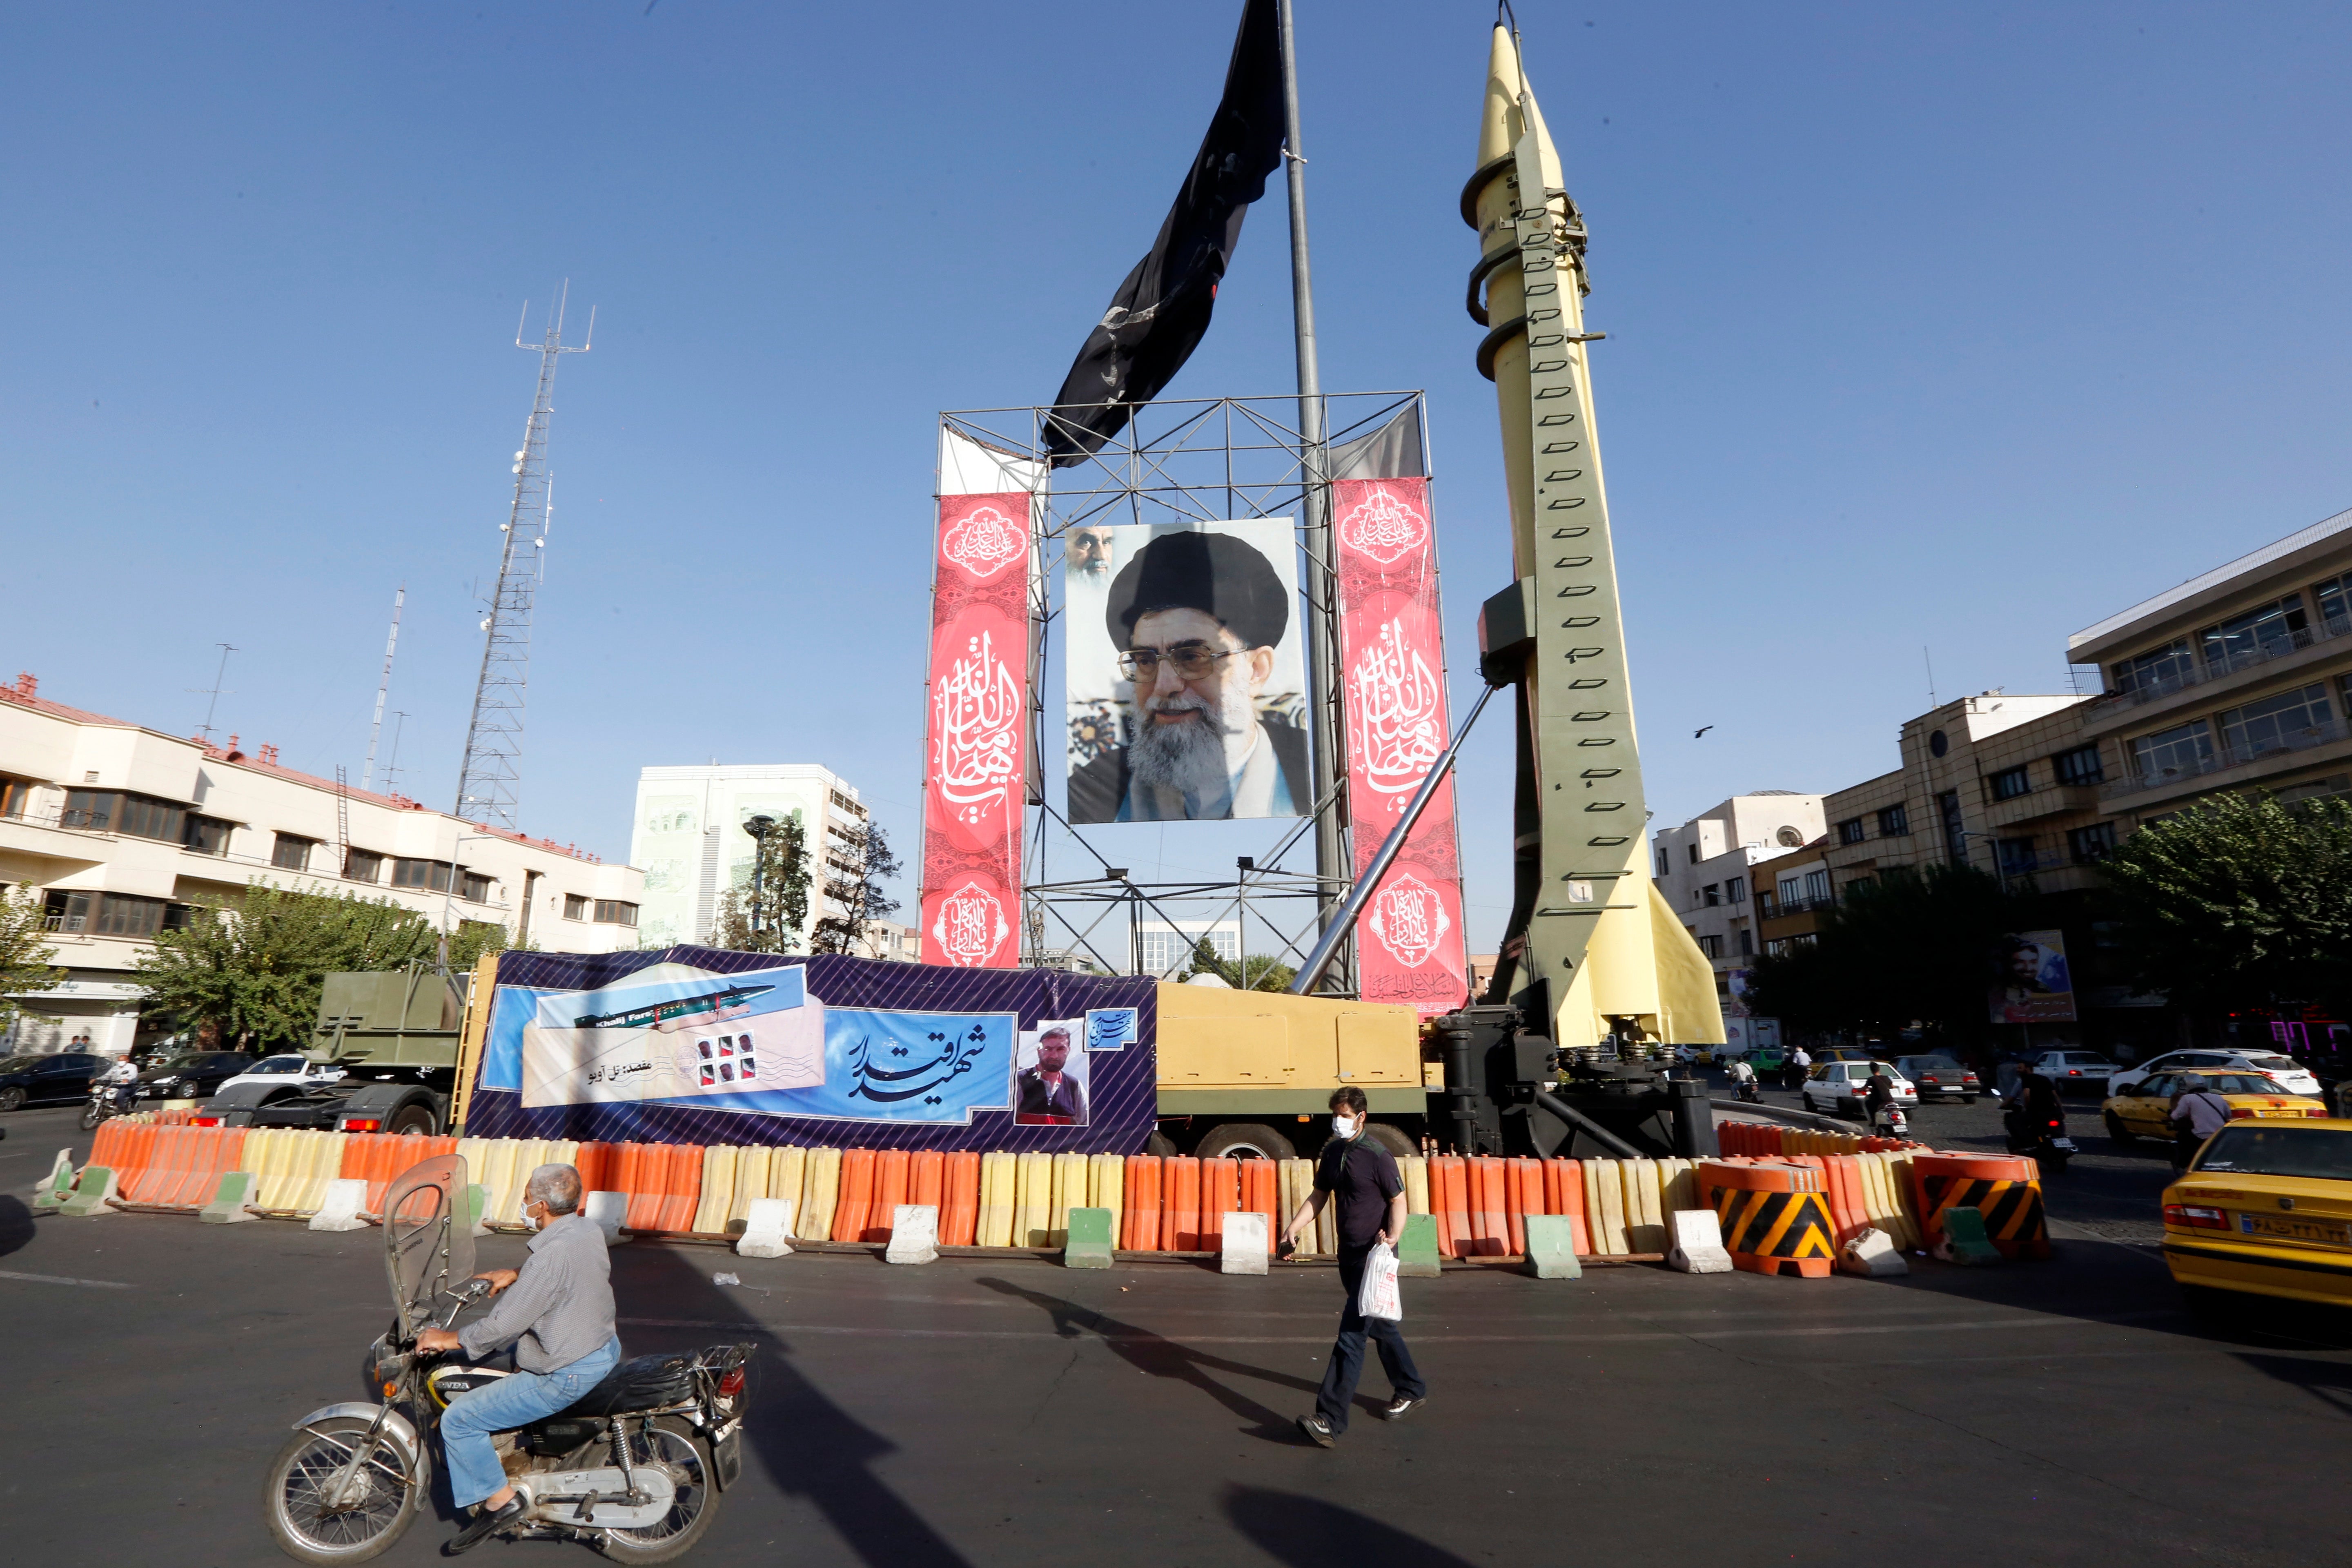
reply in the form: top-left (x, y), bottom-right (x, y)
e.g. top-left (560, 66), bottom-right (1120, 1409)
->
top-left (1042, 0), bottom-right (1285, 468)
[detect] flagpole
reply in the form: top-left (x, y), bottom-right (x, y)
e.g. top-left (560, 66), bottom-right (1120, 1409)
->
top-left (1276, 0), bottom-right (1348, 986)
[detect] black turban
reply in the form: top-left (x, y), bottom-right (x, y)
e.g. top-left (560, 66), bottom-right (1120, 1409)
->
top-left (1104, 530), bottom-right (1290, 652)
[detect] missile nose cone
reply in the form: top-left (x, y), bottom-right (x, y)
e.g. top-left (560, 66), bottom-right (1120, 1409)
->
top-left (1477, 24), bottom-right (1519, 171)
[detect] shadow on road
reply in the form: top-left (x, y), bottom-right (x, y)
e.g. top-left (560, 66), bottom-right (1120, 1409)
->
top-left (1224, 1486), bottom-right (1478, 1567)
top-left (976, 1274), bottom-right (1342, 1442)
top-left (2236, 1348), bottom-right (2352, 1412)
top-left (0, 1196), bottom-right (33, 1258)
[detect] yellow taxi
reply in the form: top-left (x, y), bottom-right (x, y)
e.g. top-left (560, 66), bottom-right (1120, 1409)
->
top-left (2101, 1067), bottom-right (2328, 1144)
top-left (2161, 1118), bottom-right (2352, 1307)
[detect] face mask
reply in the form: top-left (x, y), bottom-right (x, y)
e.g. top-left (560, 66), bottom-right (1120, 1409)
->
top-left (525, 1208), bottom-right (543, 1232)
top-left (1332, 1114), bottom-right (1361, 1139)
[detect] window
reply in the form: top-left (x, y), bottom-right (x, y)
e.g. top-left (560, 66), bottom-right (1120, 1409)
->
top-left (2051, 744), bottom-right (2105, 786)
top-left (1987, 766), bottom-right (2031, 801)
top-left (271, 834), bottom-right (316, 871)
top-left (461, 871), bottom-right (492, 903)
top-left (1836, 818), bottom-right (1866, 845)
top-left (1995, 837), bottom-right (2039, 877)
top-left (1687, 843), bottom-right (1699, 865)
top-left (2111, 639), bottom-right (2196, 698)
top-left (1777, 875), bottom-right (1801, 905)
top-left (2068, 822), bottom-right (2118, 863)
top-left (1877, 803), bottom-right (1910, 837)
top-left (1737, 927), bottom-right (1754, 956)
top-left (1844, 877), bottom-right (1876, 898)
top-left (2219, 682), bottom-right (2333, 762)
top-left (60, 788), bottom-right (188, 842)
top-left (1702, 884), bottom-right (1722, 907)
top-left (182, 815), bottom-right (233, 856)
top-left (1697, 933), bottom-right (1724, 959)
top-left (1726, 876), bottom-right (1746, 904)
top-left (0, 776), bottom-right (31, 819)
top-left (1803, 869), bottom-right (1831, 904)
top-left (2201, 595), bottom-right (2308, 670)
top-left (830, 789), bottom-right (866, 819)
top-left (94, 893), bottom-right (187, 939)
top-left (1655, 848), bottom-right (1670, 878)
top-left (43, 890), bottom-right (89, 931)
top-left (565, 894), bottom-right (590, 920)
top-left (344, 848), bottom-right (384, 884)
top-left (1757, 890), bottom-right (1778, 918)
top-left (2316, 573), bottom-right (2352, 630)
top-left (593, 899), bottom-right (639, 927)
top-left (2130, 719), bottom-right (2215, 785)
top-left (391, 858), bottom-right (455, 892)
top-left (1938, 789), bottom-right (1965, 866)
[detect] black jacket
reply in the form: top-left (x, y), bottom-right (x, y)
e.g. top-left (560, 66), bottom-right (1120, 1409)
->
top-left (1066, 714), bottom-right (1310, 825)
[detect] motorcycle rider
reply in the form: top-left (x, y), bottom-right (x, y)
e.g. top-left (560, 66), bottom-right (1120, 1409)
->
top-left (1725, 1055), bottom-right (1760, 1101)
top-left (2004, 1063), bottom-right (2064, 1150)
top-left (414, 1163), bottom-right (622, 1555)
top-left (99, 1054), bottom-right (139, 1115)
top-left (1862, 1064), bottom-right (1897, 1134)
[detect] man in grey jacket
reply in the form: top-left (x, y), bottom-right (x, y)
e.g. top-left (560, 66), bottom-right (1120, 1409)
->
top-left (416, 1163), bottom-right (621, 1553)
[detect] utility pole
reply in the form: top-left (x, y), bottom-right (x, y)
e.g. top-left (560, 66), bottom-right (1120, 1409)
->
top-left (745, 815), bottom-right (776, 947)
top-left (191, 643), bottom-right (237, 744)
top-left (362, 585), bottom-right (406, 792)
top-left (454, 284), bottom-right (592, 829)
top-left (1276, 0), bottom-right (1350, 982)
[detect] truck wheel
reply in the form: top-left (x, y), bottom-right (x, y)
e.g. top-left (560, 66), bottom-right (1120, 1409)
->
top-left (1194, 1123), bottom-right (1296, 1162)
top-left (1144, 1131), bottom-right (1178, 1158)
top-left (385, 1105), bottom-right (437, 1137)
top-left (1360, 1123), bottom-right (1417, 1161)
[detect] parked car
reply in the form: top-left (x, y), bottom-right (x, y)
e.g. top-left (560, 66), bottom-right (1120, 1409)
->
top-left (213, 1054), bottom-right (344, 1100)
top-left (1800, 1060), bottom-right (1919, 1118)
top-left (0, 1051), bottom-right (112, 1111)
top-left (2103, 1069), bottom-right (2330, 1144)
top-left (136, 1051), bottom-right (256, 1101)
top-left (2107, 1048), bottom-right (2321, 1100)
top-left (1893, 1054), bottom-right (1982, 1102)
top-left (2029, 1049), bottom-right (2122, 1096)
top-left (2162, 1117), bottom-right (2352, 1311)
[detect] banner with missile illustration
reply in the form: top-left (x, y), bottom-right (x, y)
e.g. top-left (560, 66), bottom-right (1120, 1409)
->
top-left (1333, 477), bottom-right (1470, 1016)
top-left (464, 946), bottom-right (1156, 1154)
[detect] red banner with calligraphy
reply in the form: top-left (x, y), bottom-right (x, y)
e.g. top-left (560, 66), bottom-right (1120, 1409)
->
top-left (1334, 477), bottom-right (1469, 1016)
top-left (919, 492), bottom-right (1032, 968)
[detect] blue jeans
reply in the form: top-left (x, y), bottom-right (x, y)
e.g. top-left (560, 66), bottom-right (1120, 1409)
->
top-left (440, 1336), bottom-right (621, 1508)
top-left (1315, 1247), bottom-right (1424, 1435)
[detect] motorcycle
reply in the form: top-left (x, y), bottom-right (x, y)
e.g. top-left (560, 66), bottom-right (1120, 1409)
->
top-left (2002, 1102), bottom-right (2075, 1173)
top-left (1733, 1075), bottom-right (1763, 1105)
top-left (80, 1078), bottom-right (138, 1130)
top-left (262, 1153), bottom-right (754, 1564)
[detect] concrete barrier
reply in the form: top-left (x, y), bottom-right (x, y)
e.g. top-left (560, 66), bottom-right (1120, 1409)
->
top-left (1667, 1208), bottom-right (1733, 1274)
top-left (1219, 1210), bottom-right (1268, 1275)
top-left (1841, 1227), bottom-right (1908, 1276)
top-left (31, 1149), bottom-right (75, 1213)
top-left (1065, 1206), bottom-right (1115, 1269)
top-left (1932, 1205), bottom-right (2002, 1266)
top-left (584, 1190), bottom-right (628, 1243)
top-left (1396, 1212), bottom-right (1442, 1278)
top-left (886, 1204), bottom-right (940, 1265)
top-left (736, 1197), bottom-right (795, 1258)
top-left (1523, 1214), bottom-right (1582, 1278)
top-left (58, 1167), bottom-right (120, 1218)
top-left (200, 1170), bottom-right (261, 1224)
top-left (308, 1177), bottom-right (370, 1232)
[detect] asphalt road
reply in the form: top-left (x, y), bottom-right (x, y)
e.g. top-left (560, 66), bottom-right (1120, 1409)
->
top-left (7, 1102), bottom-right (2352, 1568)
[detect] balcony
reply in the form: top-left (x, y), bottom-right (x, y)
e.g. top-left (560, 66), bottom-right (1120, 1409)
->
top-left (2102, 717), bottom-right (2350, 801)
top-left (2085, 614), bottom-right (2352, 731)
top-left (1982, 782), bottom-right (2105, 829)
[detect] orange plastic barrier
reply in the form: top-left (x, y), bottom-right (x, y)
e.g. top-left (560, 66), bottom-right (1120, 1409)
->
top-left (1201, 1157), bottom-right (1239, 1245)
top-left (833, 1149), bottom-right (876, 1242)
top-left (575, 1142), bottom-right (618, 1196)
top-left (1908, 1152), bottom-right (2049, 1259)
top-left (1696, 1159), bottom-right (1835, 1277)
top-left (1430, 1156), bottom-right (1467, 1259)
top-left (1467, 1156), bottom-right (1506, 1257)
top-left (617, 1145), bottom-right (657, 1231)
top-left (1507, 1156), bottom-right (1541, 1255)
top-left (1542, 1158), bottom-right (1588, 1254)
top-left (120, 1125), bottom-right (189, 1205)
top-left (1166, 1156), bottom-right (1202, 1251)
top-left (1242, 1159), bottom-right (1278, 1253)
top-left (911, 1149), bottom-right (945, 1214)
top-left (942, 1151), bottom-right (980, 1247)
top-left (866, 1149), bottom-right (910, 1242)
top-left (188, 1127), bottom-right (248, 1206)
top-left (1123, 1156), bottom-right (1161, 1250)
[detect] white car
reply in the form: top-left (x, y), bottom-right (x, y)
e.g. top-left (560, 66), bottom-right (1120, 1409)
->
top-left (2028, 1049), bottom-right (2123, 1094)
top-left (215, 1054), bottom-right (345, 1099)
top-left (2105, 1048), bottom-right (2321, 1100)
top-left (1800, 1061), bottom-right (1918, 1118)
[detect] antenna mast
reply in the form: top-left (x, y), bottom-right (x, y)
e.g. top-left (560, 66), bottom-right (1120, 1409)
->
top-left (361, 585), bottom-right (406, 792)
top-left (453, 283), bottom-right (592, 829)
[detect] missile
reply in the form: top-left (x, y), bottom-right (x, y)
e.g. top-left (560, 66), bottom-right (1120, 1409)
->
top-left (1466, 18), bottom-right (1723, 1055)
top-left (573, 982), bottom-right (775, 1033)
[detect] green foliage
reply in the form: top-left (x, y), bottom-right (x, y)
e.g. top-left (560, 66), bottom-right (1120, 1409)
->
top-left (134, 882), bottom-right (508, 1049)
top-left (1742, 862), bottom-right (2042, 1047)
top-left (811, 822), bottom-right (903, 956)
top-left (1179, 937), bottom-right (1298, 992)
top-left (713, 813), bottom-right (812, 955)
top-left (0, 884), bottom-right (68, 1035)
top-left (2096, 791), bottom-right (2352, 1022)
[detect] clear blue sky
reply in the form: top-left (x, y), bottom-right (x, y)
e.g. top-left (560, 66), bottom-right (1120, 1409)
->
top-left (6, 2), bottom-right (2349, 953)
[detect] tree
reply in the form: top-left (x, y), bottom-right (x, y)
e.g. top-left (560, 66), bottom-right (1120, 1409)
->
top-left (2096, 791), bottom-right (2352, 1029)
top-left (134, 882), bottom-right (508, 1049)
top-left (711, 813), bottom-right (813, 954)
top-left (810, 822), bottom-right (902, 956)
top-left (0, 884), bottom-right (67, 1040)
top-left (1178, 937), bottom-right (1296, 991)
top-left (1742, 862), bottom-right (2044, 1051)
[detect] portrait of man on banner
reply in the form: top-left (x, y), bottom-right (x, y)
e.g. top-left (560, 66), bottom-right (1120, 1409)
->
top-left (1013, 1020), bottom-right (1089, 1125)
top-left (1065, 520), bottom-right (1307, 824)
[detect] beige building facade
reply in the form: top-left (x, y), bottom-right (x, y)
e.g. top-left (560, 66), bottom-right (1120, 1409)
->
top-left (1649, 794), bottom-right (1827, 1022)
top-left (628, 764), bottom-right (873, 952)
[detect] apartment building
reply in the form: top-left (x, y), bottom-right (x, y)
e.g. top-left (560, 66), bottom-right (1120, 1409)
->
top-left (0, 673), bottom-right (645, 1056)
top-left (628, 764), bottom-right (873, 951)
top-left (1649, 793), bottom-right (1826, 1013)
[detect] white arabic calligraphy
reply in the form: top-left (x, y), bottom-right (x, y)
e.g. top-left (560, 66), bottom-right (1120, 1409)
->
top-left (931, 880), bottom-right (1010, 967)
top-left (1365, 873), bottom-right (1451, 969)
top-left (941, 504), bottom-right (1027, 579)
top-left (933, 629), bottom-right (1023, 826)
top-left (1347, 617), bottom-right (1445, 811)
top-left (1337, 485), bottom-right (1428, 567)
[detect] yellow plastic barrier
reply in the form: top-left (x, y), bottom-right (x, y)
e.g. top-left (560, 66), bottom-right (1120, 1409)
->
top-left (1314, 1164), bottom-right (1337, 1255)
top-left (1051, 1150), bottom-right (1085, 1249)
top-left (977, 1151), bottom-right (1015, 1247)
top-left (481, 1139), bottom-right (527, 1223)
top-left (1403, 1155), bottom-right (1430, 1217)
top-left (1587, 1159), bottom-right (1630, 1255)
top-left (1016, 1152), bottom-right (1054, 1248)
top-left (1658, 1156), bottom-right (1698, 1216)
top-left (728, 1146), bottom-right (771, 1232)
top-left (798, 1147), bottom-right (840, 1241)
top-left (284, 1130), bottom-right (347, 1214)
top-left (1625, 1157), bottom-right (1666, 1252)
top-left (1274, 1157), bottom-right (1311, 1255)
top-left (692, 1145), bottom-right (739, 1234)
top-left (768, 1146), bottom-right (805, 1224)
top-left (1089, 1152), bottom-right (1124, 1242)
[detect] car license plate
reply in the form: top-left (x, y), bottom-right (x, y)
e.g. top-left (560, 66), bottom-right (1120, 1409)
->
top-left (2238, 1213), bottom-right (2352, 1245)
top-left (2051, 1138), bottom-right (2078, 1152)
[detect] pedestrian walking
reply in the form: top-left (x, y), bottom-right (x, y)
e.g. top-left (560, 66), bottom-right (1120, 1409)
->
top-left (1280, 1087), bottom-right (1426, 1447)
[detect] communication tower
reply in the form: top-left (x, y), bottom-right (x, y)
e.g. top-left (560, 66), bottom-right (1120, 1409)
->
top-left (453, 285), bottom-right (592, 829)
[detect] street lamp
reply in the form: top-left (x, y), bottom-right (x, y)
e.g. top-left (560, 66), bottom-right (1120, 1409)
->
top-left (743, 816), bottom-right (777, 949)
top-left (441, 833), bottom-right (501, 971)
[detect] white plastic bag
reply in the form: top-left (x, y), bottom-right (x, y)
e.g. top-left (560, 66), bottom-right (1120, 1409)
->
top-left (1356, 1241), bottom-right (1402, 1322)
